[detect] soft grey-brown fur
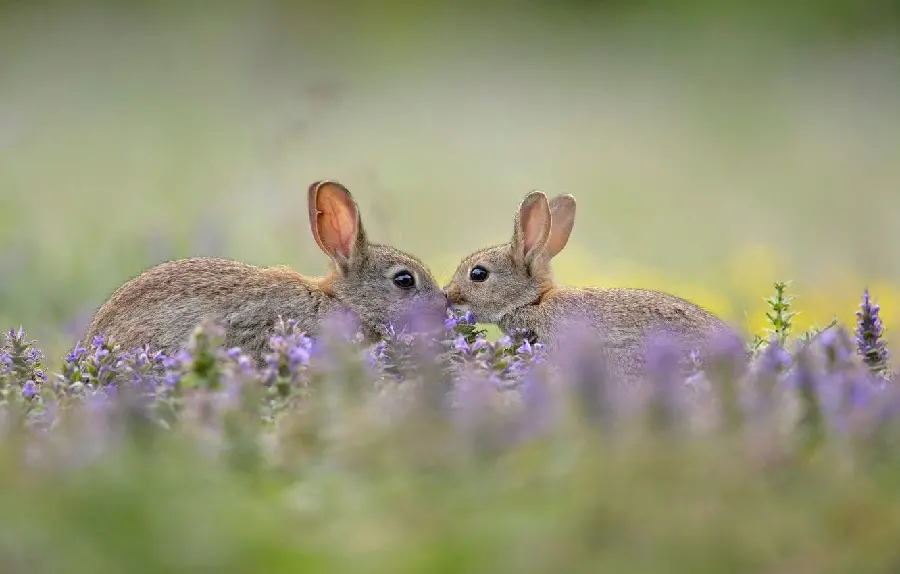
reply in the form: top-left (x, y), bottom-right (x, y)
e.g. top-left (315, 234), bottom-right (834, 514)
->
top-left (443, 191), bottom-right (743, 383)
top-left (83, 181), bottom-right (446, 363)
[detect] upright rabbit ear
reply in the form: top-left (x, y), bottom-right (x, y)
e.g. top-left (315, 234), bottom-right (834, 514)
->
top-left (511, 190), bottom-right (552, 267)
top-left (308, 180), bottom-right (368, 271)
top-left (546, 194), bottom-right (577, 258)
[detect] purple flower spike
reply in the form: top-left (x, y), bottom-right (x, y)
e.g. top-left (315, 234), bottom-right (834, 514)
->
top-left (516, 368), bottom-right (555, 441)
top-left (642, 333), bottom-right (687, 432)
top-left (551, 319), bottom-right (614, 428)
top-left (856, 288), bottom-right (889, 375)
top-left (757, 336), bottom-right (792, 376)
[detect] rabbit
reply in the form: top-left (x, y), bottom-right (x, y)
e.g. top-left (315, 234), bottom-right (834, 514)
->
top-left (82, 180), bottom-right (448, 364)
top-left (442, 190), bottom-right (744, 383)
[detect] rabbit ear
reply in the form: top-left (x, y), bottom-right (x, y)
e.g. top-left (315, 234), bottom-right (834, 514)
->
top-left (546, 194), bottom-right (577, 258)
top-left (511, 190), bottom-right (552, 267)
top-left (308, 180), bottom-right (368, 271)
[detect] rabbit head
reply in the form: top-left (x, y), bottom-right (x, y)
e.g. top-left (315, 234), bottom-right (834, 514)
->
top-left (309, 180), bottom-right (447, 333)
top-left (443, 190), bottom-right (576, 323)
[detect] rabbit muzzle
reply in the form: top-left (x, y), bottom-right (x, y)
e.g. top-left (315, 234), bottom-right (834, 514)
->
top-left (442, 282), bottom-right (466, 306)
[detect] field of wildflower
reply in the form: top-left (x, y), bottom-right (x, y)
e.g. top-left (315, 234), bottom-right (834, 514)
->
top-left (4, 1), bottom-right (900, 572)
top-left (1, 279), bottom-right (898, 572)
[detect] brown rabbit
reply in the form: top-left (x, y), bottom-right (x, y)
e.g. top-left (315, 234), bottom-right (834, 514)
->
top-left (443, 190), bottom-right (743, 383)
top-left (83, 180), bottom-right (447, 363)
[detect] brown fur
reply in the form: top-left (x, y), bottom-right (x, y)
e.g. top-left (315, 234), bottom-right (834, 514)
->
top-left (83, 181), bottom-right (446, 363)
top-left (443, 191), bottom-right (744, 383)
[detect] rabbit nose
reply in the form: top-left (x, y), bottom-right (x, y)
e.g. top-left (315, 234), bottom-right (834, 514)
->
top-left (443, 283), bottom-right (463, 305)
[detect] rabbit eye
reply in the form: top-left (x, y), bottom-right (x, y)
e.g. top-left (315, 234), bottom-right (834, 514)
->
top-left (392, 270), bottom-right (416, 290)
top-left (469, 266), bottom-right (489, 282)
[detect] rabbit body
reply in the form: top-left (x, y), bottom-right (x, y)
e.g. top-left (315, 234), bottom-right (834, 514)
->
top-left (443, 191), bottom-right (742, 383)
top-left (83, 181), bottom-right (446, 363)
top-left (498, 285), bottom-right (736, 382)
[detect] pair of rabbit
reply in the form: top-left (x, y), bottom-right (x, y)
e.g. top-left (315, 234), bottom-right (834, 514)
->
top-left (84, 180), bottom-right (740, 380)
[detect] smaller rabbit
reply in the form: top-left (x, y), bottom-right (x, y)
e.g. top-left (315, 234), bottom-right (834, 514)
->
top-left (83, 180), bottom-right (447, 363)
top-left (442, 190), bottom-right (743, 383)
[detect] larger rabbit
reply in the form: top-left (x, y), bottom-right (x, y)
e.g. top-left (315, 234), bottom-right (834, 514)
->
top-left (443, 190), bottom-right (743, 382)
top-left (83, 180), bottom-right (447, 363)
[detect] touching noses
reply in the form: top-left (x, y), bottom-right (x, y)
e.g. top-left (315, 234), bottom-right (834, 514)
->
top-left (442, 282), bottom-right (463, 306)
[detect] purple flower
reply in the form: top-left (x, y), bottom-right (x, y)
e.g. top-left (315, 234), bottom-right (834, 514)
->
top-left (642, 333), bottom-right (686, 432)
top-left (790, 347), bottom-right (827, 447)
top-left (452, 335), bottom-right (471, 354)
top-left (843, 371), bottom-right (878, 411)
top-left (471, 338), bottom-right (489, 353)
top-left (551, 322), bottom-right (614, 427)
top-left (261, 317), bottom-right (314, 390)
top-left (856, 288), bottom-right (889, 375)
top-left (21, 379), bottom-right (38, 399)
top-left (66, 343), bottom-right (88, 365)
top-left (756, 336), bottom-right (792, 375)
top-left (2, 326), bottom-right (48, 386)
top-left (452, 368), bottom-right (493, 428)
top-left (516, 369), bottom-right (554, 440)
top-left (0, 350), bottom-right (11, 375)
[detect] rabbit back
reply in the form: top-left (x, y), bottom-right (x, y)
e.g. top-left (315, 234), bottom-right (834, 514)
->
top-left (83, 257), bottom-right (341, 361)
top-left (501, 286), bottom-right (742, 381)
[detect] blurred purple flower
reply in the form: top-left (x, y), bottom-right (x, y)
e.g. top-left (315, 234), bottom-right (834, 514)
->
top-left (391, 301), bottom-right (447, 341)
top-left (756, 336), bottom-right (792, 376)
top-left (516, 368), bottom-right (554, 440)
top-left (451, 367), bottom-right (494, 430)
top-left (321, 308), bottom-right (366, 345)
top-left (817, 327), bottom-right (854, 368)
top-left (790, 347), bottom-right (827, 447)
top-left (552, 320), bottom-right (614, 428)
top-left (642, 333), bottom-right (686, 432)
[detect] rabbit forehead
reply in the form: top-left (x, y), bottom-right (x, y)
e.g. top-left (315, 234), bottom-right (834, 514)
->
top-left (366, 244), bottom-right (438, 284)
top-left (455, 244), bottom-right (515, 273)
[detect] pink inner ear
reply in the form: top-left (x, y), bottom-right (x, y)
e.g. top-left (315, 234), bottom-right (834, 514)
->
top-left (317, 192), bottom-right (357, 259)
top-left (546, 199), bottom-right (575, 257)
top-left (522, 199), bottom-right (550, 255)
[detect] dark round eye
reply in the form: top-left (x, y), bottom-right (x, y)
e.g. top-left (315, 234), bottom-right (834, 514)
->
top-left (469, 266), bottom-right (489, 282)
top-left (392, 270), bottom-right (416, 289)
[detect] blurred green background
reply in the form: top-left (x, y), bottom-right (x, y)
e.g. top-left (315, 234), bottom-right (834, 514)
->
top-left (2, 0), bottom-right (899, 359)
